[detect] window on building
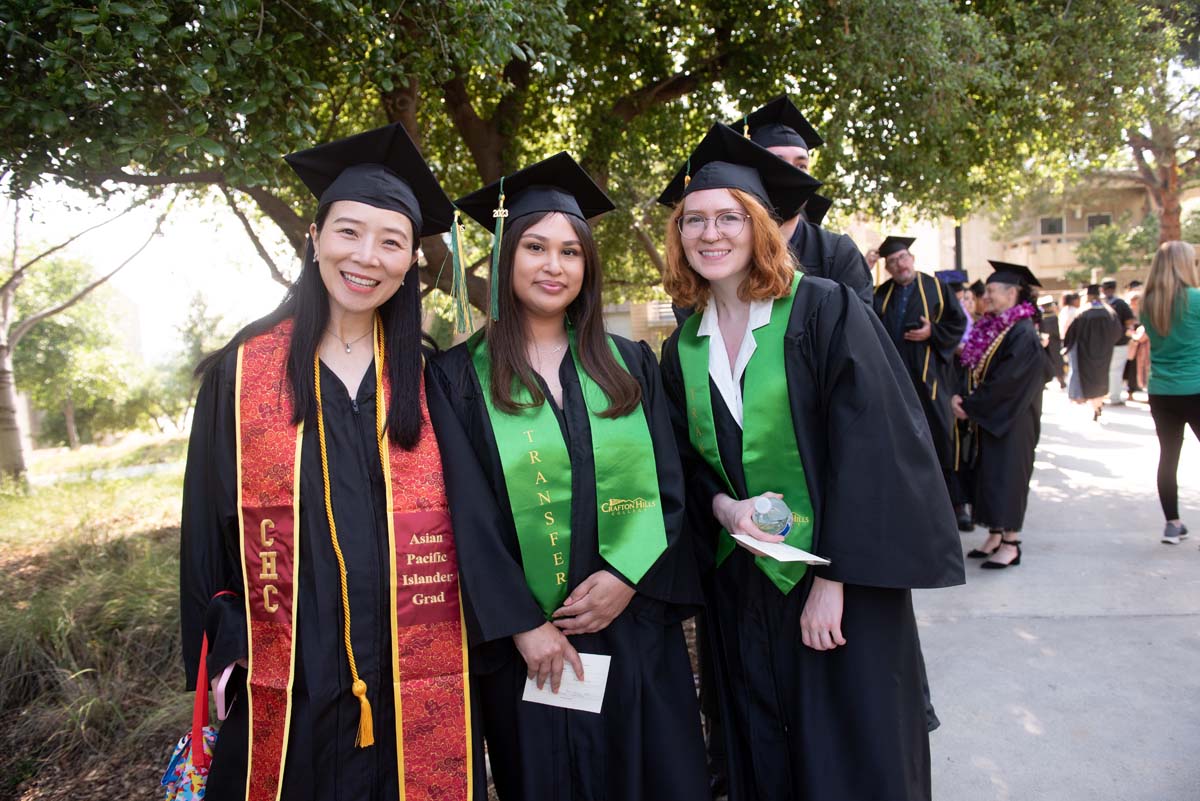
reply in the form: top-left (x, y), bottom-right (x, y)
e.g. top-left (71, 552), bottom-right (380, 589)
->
top-left (1040, 217), bottom-right (1064, 236)
top-left (1087, 213), bottom-right (1113, 232)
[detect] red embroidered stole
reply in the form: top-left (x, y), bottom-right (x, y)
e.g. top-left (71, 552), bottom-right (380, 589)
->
top-left (236, 321), bottom-right (472, 801)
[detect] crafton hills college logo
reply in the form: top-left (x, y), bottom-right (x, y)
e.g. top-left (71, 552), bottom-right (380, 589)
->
top-left (601, 497), bottom-right (658, 516)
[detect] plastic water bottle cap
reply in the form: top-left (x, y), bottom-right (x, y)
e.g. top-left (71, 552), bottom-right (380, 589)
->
top-left (754, 496), bottom-right (771, 514)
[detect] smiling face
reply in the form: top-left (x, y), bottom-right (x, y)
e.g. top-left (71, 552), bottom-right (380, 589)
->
top-left (311, 200), bottom-right (417, 320)
top-left (509, 212), bottom-right (586, 320)
top-left (766, 144), bottom-right (811, 173)
top-left (884, 248), bottom-right (916, 286)
top-left (679, 188), bottom-right (754, 290)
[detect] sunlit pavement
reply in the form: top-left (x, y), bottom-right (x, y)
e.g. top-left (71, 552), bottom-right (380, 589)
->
top-left (920, 385), bottom-right (1200, 801)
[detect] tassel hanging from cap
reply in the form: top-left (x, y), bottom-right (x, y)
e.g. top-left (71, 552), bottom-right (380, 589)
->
top-left (743, 115), bottom-right (750, 138)
top-left (449, 209), bottom-right (474, 334)
top-left (489, 176), bottom-right (508, 321)
top-left (683, 156), bottom-right (691, 189)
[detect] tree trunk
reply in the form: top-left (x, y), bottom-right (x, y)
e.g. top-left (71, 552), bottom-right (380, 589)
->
top-left (63, 395), bottom-right (80, 450)
top-left (0, 346), bottom-right (27, 480)
top-left (1159, 154), bottom-right (1182, 243)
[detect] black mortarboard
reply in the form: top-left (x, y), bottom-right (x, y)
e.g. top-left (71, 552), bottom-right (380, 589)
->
top-left (1086, 283), bottom-right (1102, 295)
top-left (878, 236), bottom-right (916, 258)
top-left (454, 152), bottom-right (615, 322)
top-left (658, 123), bottom-right (821, 220)
top-left (804, 194), bottom-right (832, 227)
top-left (969, 279), bottom-right (986, 297)
top-left (1101, 277), bottom-right (1118, 288)
top-left (736, 95), bottom-right (824, 151)
top-left (935, 270), bottom-right (968, 291)
top-left (986, 260), bottom-right (1042, 287)
top-left (455, 151), bottom-right (614, 232)
top-left (284, 122), bottom-right (454, 236)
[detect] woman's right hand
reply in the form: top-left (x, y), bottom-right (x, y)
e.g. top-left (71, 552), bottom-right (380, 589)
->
top-left (712, 492), bottom-right (787, 553)
top-left (513, 622), bottom-right (584, 693)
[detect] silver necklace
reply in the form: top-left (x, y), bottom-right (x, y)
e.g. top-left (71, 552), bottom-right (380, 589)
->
top-left (327, 328), bottom-right (372, 354)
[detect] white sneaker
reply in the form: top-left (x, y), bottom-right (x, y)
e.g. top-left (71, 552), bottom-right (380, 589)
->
top-left (1162, 522), bottom-right (1189, 544)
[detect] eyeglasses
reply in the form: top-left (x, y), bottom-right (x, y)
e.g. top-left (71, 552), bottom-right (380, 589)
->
top-left (677, 212), bottom-right (750, 240)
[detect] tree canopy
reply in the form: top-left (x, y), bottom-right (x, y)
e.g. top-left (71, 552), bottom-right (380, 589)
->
top-left (0, 0), bottom-right (1171, 305)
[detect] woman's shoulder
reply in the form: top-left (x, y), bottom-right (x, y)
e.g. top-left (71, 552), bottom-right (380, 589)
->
top-left (428, 339), bottom-right (477, 389)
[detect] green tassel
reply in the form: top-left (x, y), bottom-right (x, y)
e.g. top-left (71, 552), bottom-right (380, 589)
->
top-left (489, 176), bottom-right (507, 321)
top-left (743, 115), bottom-right (750, 138)
top-left (449, 209), bottom-right (473, 334)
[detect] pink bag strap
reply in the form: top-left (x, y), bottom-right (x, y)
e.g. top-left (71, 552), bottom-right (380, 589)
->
top-left (192, 590), bottom-right (237, 771)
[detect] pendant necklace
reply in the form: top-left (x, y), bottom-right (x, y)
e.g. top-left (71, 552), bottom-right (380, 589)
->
top-left (328, 328), bottom-right (372, 354)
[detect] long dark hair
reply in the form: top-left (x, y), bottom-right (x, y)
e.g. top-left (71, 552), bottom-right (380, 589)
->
top-left (197, 204), bottom-right (426, 449)
top-left (486, 211), bottom-right (641, 419)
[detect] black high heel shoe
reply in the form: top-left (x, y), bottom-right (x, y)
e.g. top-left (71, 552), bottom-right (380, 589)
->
top-left (980, 540), bottom-right (1021, 569)
top-left (966, 544), bottom-right (998, 559)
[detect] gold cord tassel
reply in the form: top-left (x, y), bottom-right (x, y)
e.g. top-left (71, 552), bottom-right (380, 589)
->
top-left (314, 336), bottom-right (377, 749)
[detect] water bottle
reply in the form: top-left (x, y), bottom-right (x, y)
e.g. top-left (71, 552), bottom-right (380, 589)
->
top-left (751, 496), bottom-right (792, 537)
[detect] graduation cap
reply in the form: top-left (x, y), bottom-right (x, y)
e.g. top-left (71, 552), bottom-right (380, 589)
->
top-left (804, 194), bottom-right (832, 227)
top-left (1101, 277), bottom-right (1118, 288)
top-left (454, 152), bottom-right (616, 321)
top-left (658, 123), bottom-right (821, 221)
top-left (735, 95), bottom-right (824, 151)
top-left (1036, 295), bottom-right (1054, 306)
top-left (935, 269), bottom-right (968, 291)
top-left (284, 122), bottom-right (454, 237)
top-left (986, 260), bottom-right (1042, 288)
top-left (969, 279), bottom-right (986, 297)
top-left (1085, 283), bottom-right (1102, 296)
top-left (878, 236), bottom-right (916, 259)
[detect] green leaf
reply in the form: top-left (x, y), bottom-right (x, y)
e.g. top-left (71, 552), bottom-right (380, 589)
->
top-left (188, 74), bottom-right (210, 95)
top-left (110, 3), bottom-right (138, 16)
top-left (230, 39), bottom-right (254, 56)
top-left (197, 138), bottom-right (227, 158)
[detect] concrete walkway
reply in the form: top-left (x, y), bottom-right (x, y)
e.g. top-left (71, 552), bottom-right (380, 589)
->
top-left (921, 387), bottom-right (1200, 801)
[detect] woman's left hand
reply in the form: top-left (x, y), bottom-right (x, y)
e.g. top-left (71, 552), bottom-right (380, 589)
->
top-left (551, 571), bottom-right (636, 635)
top-left (800, 576), bottom-right (846, 652)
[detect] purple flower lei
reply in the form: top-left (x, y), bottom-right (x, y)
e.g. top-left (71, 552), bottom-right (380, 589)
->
top-left (960, 302), bottom-right (1036, 369)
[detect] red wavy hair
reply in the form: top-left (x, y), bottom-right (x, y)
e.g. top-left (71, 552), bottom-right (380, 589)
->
top-left (662, 188), bottom-right (796, 311)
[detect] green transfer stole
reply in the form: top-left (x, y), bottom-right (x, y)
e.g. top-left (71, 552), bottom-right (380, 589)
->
top-left (677, 273), bottom-right (816, 594)
top-left (471, 331), bottom-right (668, 617)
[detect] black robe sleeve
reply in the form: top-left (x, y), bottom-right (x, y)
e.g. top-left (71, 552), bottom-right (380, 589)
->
top-left (659, 336), bottom-right (728, 576)
top-left (828, 230), bottom-right (876, 307)
top-left (961, 321), bottom-right (1050, 437)
top-left (928, 274), bottom-right (968, 368)
top-left (179, 351), bottom-right (247, 690)
top-left (426, 356), bottom-right (547, 647)
top-left (801, 281), bottom-right (965, 589)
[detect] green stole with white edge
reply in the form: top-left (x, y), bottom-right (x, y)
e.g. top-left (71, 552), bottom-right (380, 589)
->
top-left (677, 272), bottom-right (816, 594)
top-left (470, 329), bottom-right (668, 617)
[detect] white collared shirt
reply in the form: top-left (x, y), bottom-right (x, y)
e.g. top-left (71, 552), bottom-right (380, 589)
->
top-left (696, 297), bottom-right (776, 428)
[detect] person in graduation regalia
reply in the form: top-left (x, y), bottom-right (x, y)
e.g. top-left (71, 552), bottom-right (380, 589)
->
top-left (1064, 284), bottom-right (1124, 420)
top-left (428, 153), bottom-right (709, 801)
top-left (934, 269), bottom-right (976, 532)
top-left (179, 123), bottom-right (483, 801)
top-left (657, 122), bottom-right (964, 801)
top-left (874, 236), bottom-right (969, 500)
top-left (952, 263), bottom-right (1055, 569)
top-left (735, 95), bottom-right (875, 305)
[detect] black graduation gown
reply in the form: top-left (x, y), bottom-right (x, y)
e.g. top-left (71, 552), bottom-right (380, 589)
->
top-left (428, 337), bottom-right (709, 801)
top-left (874, 273), bottom-right (969, 472)
top-left (179, 349), bottom-right (486, 801)
top-left (1063, 304), bottom-right (1123, 399)
top-left (1039, 311), bottom-right (1065, 384)
top-left (960, 318), bottom-right (1053, 532)
top-left (660, 277), bottom-right (965, 801)
top-left (787, 220), bottom-right (875, 306)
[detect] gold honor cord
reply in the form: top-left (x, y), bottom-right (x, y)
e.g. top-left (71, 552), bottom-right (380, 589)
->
top-left (313, 315), bottom-right (387, 749)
